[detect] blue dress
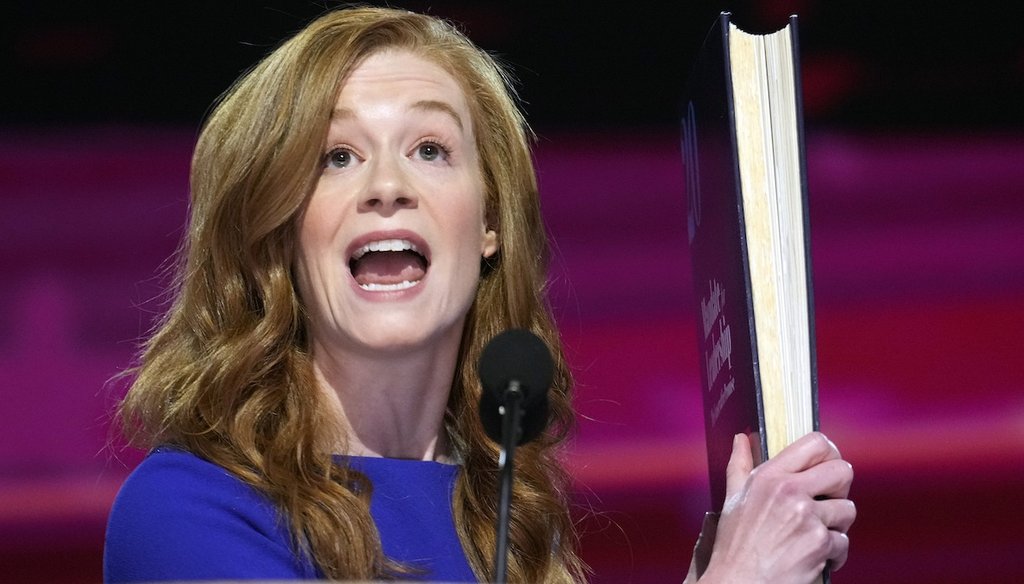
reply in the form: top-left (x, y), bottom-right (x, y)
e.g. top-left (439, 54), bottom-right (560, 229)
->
top-left (103, 446), bottom-right (477, 582)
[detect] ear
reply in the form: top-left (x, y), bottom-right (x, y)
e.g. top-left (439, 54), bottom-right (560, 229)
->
top-left (482, 228), bottom-right (499, 258)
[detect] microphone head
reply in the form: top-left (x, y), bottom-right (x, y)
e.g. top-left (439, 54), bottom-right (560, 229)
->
top-left (478, 329), bottom-right (554, 406)
top-left (477, 329), bottom-right (554, 444)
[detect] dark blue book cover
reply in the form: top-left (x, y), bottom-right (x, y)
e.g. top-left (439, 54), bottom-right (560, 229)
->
top-left (682, 12), bottom-right (819, 514)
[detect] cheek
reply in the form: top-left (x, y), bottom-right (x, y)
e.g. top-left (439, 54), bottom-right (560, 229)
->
top-left (298, 199), bottom-right (332, 247)
top-left (293, 205), bottom-right (338, 300)
top-left (296, 187), bottom-right (351, 261)
top-left (455, 201), bottom-right (489, 253)
top-left (454, 178), bottom-right (489, 243)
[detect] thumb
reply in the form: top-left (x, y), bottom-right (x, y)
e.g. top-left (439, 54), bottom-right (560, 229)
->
top-left (725, 433), bottom-right (753, 498)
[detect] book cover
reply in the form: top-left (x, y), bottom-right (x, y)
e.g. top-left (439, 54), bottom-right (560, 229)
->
top-left (682, 12), bottom-right (820, 513)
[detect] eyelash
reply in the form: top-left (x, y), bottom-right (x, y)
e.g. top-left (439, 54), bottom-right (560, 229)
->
top-left (323, 146), bottom-right (355, 169)
top-left (415, 139), bottom-right (452, 161)
top-left (320, 138), bottom-right (454, 170)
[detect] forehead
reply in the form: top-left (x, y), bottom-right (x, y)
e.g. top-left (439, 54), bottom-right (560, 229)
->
top-left (336, 50), bottom-right (473, 117)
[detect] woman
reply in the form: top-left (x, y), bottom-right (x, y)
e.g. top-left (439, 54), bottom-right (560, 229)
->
top-left (106, 7), bottom-right (581, 583)
top-left (105, 6), bottom-right (854, 583)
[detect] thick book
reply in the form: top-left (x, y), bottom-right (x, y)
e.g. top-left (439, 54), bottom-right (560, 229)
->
top-left (682, 12), bottom-right (820, 516)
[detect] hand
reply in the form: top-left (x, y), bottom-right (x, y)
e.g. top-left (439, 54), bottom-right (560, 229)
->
top-left (700, 432), bottom-right (856, 583)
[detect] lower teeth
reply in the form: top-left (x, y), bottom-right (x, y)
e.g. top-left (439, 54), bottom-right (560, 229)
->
top-left (359, 280), bottom-right (419, 292)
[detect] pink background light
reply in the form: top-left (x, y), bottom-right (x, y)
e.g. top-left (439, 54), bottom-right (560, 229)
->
top-left (2, 126), bottom-right (1022, 582)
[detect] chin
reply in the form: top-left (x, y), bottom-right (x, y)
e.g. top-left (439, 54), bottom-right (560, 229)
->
top-left (342, 312), bottom-right (467, 356)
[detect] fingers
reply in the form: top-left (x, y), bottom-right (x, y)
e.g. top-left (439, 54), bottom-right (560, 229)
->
top-left (770, 431), bottom-right (842, 474)
top-left (802, 501), bottom-right (855, 574)
top-left (814, 497), bottom-right (857, 535)
top-left (712, 432), bottom-right (856, 580)
top-left (752, 433), bottom-right (855, 573)
top-left (725, 433), bottom-right (754, 499)
top-left (826, 530), bottom-right (851, 572)
top-left (795, 457), bottom-right (855, 500)
top-left (810, 484), bottom-right (856, 574)
top-left (753, 433), bottom-right (853, 500)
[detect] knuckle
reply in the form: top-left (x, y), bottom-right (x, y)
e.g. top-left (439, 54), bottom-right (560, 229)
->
top-left (792, 498), bottom-right (812, 518)
top-left (810, 523), bottom-right (830, 555)
top-left (776, 476), bottom-right (801, 500)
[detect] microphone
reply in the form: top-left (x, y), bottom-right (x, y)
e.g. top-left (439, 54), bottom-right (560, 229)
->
top-left (477, 329), bottom-right (554, 584)
top-left (478, 328), bottom-right (553, 446)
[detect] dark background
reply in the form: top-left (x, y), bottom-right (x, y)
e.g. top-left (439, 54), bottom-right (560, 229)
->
top-left (4, 0), bottom-right (1022, 130)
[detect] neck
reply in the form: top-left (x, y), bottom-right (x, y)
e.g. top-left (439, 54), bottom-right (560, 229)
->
top-left (312, 332), bottom-right (463, 462)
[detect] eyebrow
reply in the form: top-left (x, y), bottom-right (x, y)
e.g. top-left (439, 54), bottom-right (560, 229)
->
top-left (410, 100), bottom-right (464, 131)
top-left (329, 100), bottom-right (464, 131)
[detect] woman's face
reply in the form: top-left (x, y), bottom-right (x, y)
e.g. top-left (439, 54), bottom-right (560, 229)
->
top-left (294, 50), bottom-right (498, 358)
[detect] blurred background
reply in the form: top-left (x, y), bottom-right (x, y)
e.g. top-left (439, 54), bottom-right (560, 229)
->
top-left (2, 1), bottom-right (1022, 582)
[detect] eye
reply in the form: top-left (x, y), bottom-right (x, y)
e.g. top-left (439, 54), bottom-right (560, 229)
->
top-left (416, 141), bottom-right (449, 162)
top-left (324, 147), bottom-right (354, 169)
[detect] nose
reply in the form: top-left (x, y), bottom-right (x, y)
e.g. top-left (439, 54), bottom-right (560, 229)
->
top-left (359, 153), bottom-right (417, 215)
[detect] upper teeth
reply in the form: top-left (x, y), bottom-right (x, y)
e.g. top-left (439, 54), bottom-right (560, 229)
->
top-left (351, 239), bottom-right (422, 260)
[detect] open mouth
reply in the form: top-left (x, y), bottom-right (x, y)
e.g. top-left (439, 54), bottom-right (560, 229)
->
top-left (349, 238), bottom-right (429, 292)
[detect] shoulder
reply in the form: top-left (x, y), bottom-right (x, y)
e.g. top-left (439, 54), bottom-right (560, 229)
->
top-left (104, 447), bottom-right (318, 582)
top-left (110, 446), bottom-right (264, 513)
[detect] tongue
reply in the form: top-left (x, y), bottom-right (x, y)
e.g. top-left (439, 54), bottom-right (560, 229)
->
top-left (352, 251), bottom-right (427, 285)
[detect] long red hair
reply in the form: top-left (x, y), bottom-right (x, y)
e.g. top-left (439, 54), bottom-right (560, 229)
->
top-left (119, 7), bottom-right (585, 582)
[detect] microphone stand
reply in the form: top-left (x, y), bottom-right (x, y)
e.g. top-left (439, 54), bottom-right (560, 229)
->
top-left (493, 380), bottom-right (523, 584)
